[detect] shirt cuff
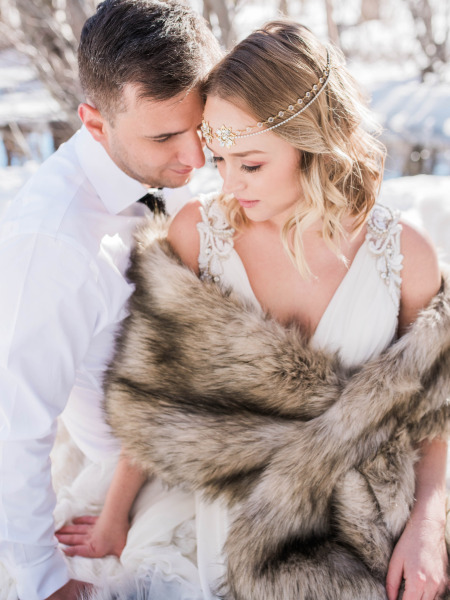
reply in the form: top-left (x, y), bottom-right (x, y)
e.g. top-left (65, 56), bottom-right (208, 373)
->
top-left (14, 547), bottom-right (69, 600)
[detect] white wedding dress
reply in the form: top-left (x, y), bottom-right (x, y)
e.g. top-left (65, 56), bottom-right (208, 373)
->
top-left (0, 194), bottom-right (403, 600)
top-left (195, 193), bottom-right (404, 599)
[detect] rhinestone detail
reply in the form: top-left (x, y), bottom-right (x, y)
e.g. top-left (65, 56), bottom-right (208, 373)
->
top-left (366, 204), bottom-right (403, 309)
top-left (197, 193), bottom-right (235, 284)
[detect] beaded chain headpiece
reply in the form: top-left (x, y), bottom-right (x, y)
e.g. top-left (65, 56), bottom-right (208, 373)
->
top-left (201, 50), bottom-right (331, 148)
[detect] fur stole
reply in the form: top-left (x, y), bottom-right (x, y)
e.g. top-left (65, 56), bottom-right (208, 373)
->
top-left (104, 217), bottom-right (450, 600)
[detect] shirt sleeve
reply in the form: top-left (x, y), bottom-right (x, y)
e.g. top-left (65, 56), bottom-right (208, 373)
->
top-left (0, 232), bottom-right (100, 600)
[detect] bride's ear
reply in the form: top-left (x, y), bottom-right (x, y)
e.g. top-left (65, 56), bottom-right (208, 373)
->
top-left (78, 103), bottom-right (108, 144)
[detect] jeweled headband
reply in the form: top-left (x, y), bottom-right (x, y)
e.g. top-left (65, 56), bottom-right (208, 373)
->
top-left (201, 50), bottom-right (331, 148)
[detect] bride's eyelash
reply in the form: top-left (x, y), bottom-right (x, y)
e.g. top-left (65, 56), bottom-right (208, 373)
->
top-left (211, 156), bottom-right (261, 173)
top-left (241, 165), bottom-right (261, 173)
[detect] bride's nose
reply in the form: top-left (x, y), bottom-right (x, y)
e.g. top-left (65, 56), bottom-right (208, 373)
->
top-left (221, 167), bottom-right (245, 195)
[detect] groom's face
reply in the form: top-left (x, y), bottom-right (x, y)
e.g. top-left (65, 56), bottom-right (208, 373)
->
top-left (102, 83), bottom-right (206, 189)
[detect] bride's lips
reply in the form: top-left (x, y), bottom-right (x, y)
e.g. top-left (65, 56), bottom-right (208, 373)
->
top-left (236, 198), bottom-right (260, 208)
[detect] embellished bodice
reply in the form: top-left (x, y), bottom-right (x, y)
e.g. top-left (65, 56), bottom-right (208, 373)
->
top-left (196, 193), bottom-right (403, 368)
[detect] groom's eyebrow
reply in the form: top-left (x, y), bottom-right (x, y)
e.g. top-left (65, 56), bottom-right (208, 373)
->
top-left (146, 129), bottom-right (187, 139)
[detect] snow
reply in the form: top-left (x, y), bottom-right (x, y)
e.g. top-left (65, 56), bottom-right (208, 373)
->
top-left (367, 76), bottom-right (450, 148)
top-left (379, 174), bottom-right (450, 262)
top-left (0, 49), bottom-right (63, 127)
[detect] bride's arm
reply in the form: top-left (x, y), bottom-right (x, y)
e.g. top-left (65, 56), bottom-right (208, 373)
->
top-left (386, 439), bottom-right (448, 600)
top-left (55, 452), bottom-right (148, 558)
top-left (386, 221), bottom-right (447, 600)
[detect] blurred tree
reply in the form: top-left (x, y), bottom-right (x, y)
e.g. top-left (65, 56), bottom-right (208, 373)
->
top-left (324, 0), bottom-right (340, 47)
top-left (0, 0), bottom-right (97, 137)
top-left (65, 0), bottom-right (96, 40)
top-left (202, 0), bottom-right (239, 47)
top-left (327, 0), bottom-right (382, 48)
top-left (278, 0), bottom-right (289, 16)
top-left (360, 0), bottom-right (380, 21)
top-left (406, 0), bottom-right (450, 79)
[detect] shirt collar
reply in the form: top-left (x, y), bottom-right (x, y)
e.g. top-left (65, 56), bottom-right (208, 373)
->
top-left (74, 126), bottom-right (147, 214)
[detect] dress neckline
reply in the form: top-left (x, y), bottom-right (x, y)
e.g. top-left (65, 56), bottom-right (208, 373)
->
top-left (229, 238), bottom-right (368, 341)
top-left (197, 196), bottom-right (402, 345)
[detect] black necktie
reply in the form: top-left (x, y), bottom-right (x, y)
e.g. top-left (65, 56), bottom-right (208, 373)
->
top-left (137, 190), bottom-right (166, 215)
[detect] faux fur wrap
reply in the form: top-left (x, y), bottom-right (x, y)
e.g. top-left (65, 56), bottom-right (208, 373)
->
top-left (104, 218), bottom-right (450, 600)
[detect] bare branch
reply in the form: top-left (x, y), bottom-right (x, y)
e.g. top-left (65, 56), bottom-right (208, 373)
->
top-left (324, 0), bottom-right (340, 47)
top-left (406, 0), bottom-right (449, 77)
top-left (0, 0), bottom-right (98, 133)
top-left (201, 0), bottom-right (237, 48)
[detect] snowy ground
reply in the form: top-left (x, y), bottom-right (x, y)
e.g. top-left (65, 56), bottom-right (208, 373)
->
top-left (380, 175), bottom-right (450, 262)
top-left (0, 48), bottom-right (63, 128)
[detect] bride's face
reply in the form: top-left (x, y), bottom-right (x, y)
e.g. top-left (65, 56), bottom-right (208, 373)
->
top-left (203, 96), bottom-right (303, 227)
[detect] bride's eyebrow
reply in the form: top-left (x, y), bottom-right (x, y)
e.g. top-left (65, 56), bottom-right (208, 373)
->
top-left (206, 146), bottom-right (267, 158)
top-left (229, 150), bottom-right (267, 157)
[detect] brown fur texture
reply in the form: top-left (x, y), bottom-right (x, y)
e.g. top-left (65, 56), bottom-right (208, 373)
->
top-left (104, 218), bottom-right (450, 600)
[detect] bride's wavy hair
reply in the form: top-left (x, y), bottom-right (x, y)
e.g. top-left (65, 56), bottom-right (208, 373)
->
top-left (203, 20), bottom-right (385, 277)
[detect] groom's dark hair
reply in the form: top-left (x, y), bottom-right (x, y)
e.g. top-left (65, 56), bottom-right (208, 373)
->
top-left (78, 0), bottom-right (221, 118)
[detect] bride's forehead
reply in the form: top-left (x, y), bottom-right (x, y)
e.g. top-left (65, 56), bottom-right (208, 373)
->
top-left (204, 96), bottom-right (255, 127)
top-left (202, 95), bottom-right (297, 155)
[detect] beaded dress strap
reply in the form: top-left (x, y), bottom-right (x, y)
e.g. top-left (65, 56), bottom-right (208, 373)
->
top-left (197, 194), bottom-right (235, 284)
top-left (366, 204), bottom-right (403, 308)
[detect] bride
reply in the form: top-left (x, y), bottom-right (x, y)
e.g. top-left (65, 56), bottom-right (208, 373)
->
top-left (105, 20), bottom-right (449, 600)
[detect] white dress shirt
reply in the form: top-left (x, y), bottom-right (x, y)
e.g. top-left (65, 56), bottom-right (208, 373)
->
top-left (0, 126), bottom-right (191, 600)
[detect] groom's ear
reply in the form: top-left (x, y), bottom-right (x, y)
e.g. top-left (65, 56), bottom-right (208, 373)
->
top-left (78, 103), bottom-right (108, 144)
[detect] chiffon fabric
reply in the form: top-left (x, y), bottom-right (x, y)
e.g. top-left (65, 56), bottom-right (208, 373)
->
top-left (195, 193), bottom-right (403, 599)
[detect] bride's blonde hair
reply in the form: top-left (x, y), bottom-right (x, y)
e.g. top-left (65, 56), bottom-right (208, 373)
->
top-left (203, 20), bottom-right (385, 277)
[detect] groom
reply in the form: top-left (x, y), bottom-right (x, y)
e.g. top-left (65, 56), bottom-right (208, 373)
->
top-left (0, 1), bottom-right (220, 599)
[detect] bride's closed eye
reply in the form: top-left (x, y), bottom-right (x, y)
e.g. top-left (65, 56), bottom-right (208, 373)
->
top-left (241, 164), bottom-right (261, 173)
top-left (212, 156), bottom-right (262, 173)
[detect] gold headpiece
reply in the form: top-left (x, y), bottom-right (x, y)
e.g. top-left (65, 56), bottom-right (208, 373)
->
top-left (201, 50), bottom-right (331, 148)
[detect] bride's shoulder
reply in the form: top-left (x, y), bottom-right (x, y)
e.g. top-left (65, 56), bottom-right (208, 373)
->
top-left (398, 219), bottom-right (441, 333)
top-left (167, 196), bottom-right (205, 273)
top-left (168, 192), bottom-right (231, 273)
